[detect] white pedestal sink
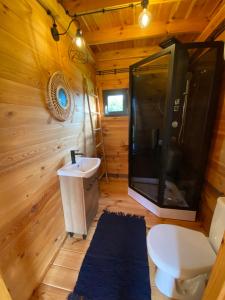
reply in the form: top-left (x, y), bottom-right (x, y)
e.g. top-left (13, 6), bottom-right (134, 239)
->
top-left (57, 157), bottom-right (101, 238)
top-left (57, 157), bottom-right (101, 178)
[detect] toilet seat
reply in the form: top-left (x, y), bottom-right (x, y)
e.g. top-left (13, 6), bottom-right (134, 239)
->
top-left (147, 224), bottom-right (216, 279)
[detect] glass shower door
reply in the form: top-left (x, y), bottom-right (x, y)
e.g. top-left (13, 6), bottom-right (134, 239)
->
top-left (129, 52), bottom-right (172, 204)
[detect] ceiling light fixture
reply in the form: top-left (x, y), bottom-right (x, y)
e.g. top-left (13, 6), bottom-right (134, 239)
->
top-left (46, 0), bottom-right (152, 46)
top-left (138, 0), bottom-right (151, 28)
top-left (47, 10), bottom-right (84, 48)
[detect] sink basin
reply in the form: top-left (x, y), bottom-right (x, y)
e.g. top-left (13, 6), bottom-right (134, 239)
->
top-left (57, 157), bottom-right (101, 178)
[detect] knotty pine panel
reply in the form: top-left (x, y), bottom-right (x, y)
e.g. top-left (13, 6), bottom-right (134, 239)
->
top-left (0, 273), bottom-right (12, 300)
top-left (202, 232), bottom-right (225, 300)
top-left (0, 0), bottom-right (96, 299)
top-left (101, 117), bottom-right (129, 176)
top-left (97, 73), bottom-right (129, 177)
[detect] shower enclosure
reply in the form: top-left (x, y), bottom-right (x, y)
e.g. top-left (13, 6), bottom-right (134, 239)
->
top-left (129, 41), bottom-right (224, 220)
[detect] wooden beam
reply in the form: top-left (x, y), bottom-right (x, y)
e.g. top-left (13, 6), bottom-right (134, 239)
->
top-left (96, 58), bottom-right (139, 71)
top-left (60, 0), bottom-right (183, 14)
top-left (95, 46), bottom-right (160, 61)
top-left (84, 19), bottom-right (208, 45)
top-left (196, 3), bottom-right (225, 41)
top-left (96, 55), bottom-right (167, 70)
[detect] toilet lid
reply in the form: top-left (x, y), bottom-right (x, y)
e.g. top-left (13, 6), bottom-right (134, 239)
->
top-left (147, 224), bottom-right (216, 279)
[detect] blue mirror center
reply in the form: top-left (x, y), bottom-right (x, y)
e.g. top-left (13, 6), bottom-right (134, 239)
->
top-left (58, 88), bottom-right (68, 109)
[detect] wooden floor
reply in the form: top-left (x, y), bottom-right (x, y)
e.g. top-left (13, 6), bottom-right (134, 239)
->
top-left (30, 179), bottom-right (204, 300)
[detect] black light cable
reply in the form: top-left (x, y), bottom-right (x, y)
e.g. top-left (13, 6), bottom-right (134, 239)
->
top-left (40, 0), bottom-right (151, 46)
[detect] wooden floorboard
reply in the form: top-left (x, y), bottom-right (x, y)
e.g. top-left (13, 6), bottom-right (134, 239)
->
top-left (62, 238), bottom-right (90, 254)
top-left (30, 179), bottom-right (204, 300)
top-left (42, 265), bottom-right (77, 292)
top-left (31, 284), bottom-right (70, 300)
top-left (53, 250), bottom-right (84, 271)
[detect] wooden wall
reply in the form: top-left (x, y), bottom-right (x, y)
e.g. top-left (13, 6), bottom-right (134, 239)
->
top-left (0, 0), bottom-right (95, 299)
top-left (0, 273), bottom-right (12, 300)
top-left (97, 73), bottom-right (129, 177)
top-left (0, 0), bottom-right (223, 297)
top-left (202, 232), bottom-right (225, 300)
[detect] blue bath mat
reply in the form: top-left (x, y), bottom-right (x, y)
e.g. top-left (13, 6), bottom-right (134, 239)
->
top-left (68, 210), bottom-right (151, 300)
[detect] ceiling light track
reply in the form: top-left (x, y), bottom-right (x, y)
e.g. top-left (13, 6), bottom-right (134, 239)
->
top-left (37, 0), bottom-right (151, 48)
top-left (65, 2), bottom-right (141, 19)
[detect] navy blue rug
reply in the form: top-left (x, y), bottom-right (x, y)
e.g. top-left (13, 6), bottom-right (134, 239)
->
top-left (68, 210), bottom-right (151, 300)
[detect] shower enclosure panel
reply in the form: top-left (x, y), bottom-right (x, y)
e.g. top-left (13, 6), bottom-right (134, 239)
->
top-left (128, 41), bottom-right (224, 220)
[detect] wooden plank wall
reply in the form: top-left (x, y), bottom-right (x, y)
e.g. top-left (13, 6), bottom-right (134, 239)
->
top-left (202, 232), bottom-right (225, 300)
top-left (0, 0), bottom-right (96, 299)
top-left (97, 73), bottom-right (129, 177)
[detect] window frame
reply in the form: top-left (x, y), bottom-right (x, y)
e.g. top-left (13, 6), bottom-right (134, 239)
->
top-left (103, 89), bottom-right (129, 117)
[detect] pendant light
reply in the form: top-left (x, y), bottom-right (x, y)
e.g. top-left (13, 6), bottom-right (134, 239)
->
top-left (138, 0), bottom-right (151, 28)
top-left (74, 28), bottom-right (84, 48)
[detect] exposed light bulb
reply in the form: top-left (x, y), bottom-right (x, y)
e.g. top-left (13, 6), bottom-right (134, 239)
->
top-left (75, 36), bottom-right (83, 47)
top-left (74, 28), bottom-right (84, 48)
top-left (138, 8), bottom-right (151, 28)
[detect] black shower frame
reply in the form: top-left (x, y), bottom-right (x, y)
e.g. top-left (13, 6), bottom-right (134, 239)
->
top-left (128, 41), bottom-right (224, 211)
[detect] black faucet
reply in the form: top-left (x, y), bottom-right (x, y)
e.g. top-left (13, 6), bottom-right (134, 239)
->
top-left (71, 150), bottom-right (84, 164)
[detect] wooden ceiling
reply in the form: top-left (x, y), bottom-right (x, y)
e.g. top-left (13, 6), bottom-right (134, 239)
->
top-left (59, 0), bottom-right (225, 55)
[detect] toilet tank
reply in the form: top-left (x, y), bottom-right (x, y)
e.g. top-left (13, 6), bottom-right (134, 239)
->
top-left (209, 197), bottom-right (225, 253)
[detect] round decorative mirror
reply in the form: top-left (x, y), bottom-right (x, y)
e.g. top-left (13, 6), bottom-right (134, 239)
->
top-left (57, 87), bottom-right (68, 109)
top-left (47, 72), bottom-right (72, 121)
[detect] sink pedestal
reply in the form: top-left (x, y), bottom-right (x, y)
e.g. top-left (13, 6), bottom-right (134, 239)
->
top-left (58, 173), bottom-right (99, 236)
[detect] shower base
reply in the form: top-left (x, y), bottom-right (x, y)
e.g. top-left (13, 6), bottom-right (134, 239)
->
top-left (128, 187), bottom-right (196, 221)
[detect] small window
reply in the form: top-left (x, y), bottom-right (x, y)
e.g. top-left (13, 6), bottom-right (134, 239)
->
top-left (103, 89), bottom-right (128, 116)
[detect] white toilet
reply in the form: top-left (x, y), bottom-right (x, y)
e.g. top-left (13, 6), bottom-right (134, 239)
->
top-left (147, 197), bottom-right (225, 300)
